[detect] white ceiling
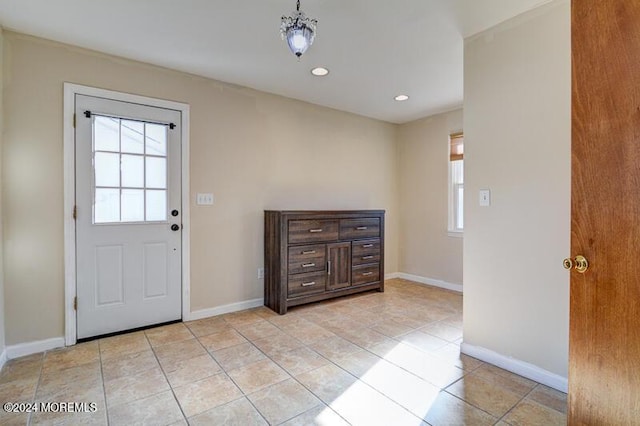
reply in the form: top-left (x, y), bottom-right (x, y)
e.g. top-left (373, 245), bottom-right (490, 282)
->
top-left (0, 0), bottom-right (549, 123)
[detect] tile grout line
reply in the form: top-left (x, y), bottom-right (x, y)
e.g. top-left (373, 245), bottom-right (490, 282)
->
top-left (442, 388), bottom-right (501, 422)
top-left (441, 363), bottom-right (541, 423)
top-left (102, 335), bottom-right (181, 414)
top-left (189, 320), bottom-right (272, 425)
top-left (187, 289), bottom-right (449, 421)
top-left (225, 315), bottom-right (328, 422)
top-left (297, 283), bottom-right (526, 423)
top-left (238, 314), bottom-right (427, 425)
top-left (357, 339), bottom-right (466, 391)
top-left (223, 314), bottom-right (351, 425)
top-left (26, 352), bottom-right (45, 426)
top-left (291, 348), bottom-right (424, 426)
top-left (217, 330), bottom-right (287, 425)
top-left (145, 329), bottom-right (190, 424)
top-left (257, 314), bottom-right (356, 425)
top-left (97, 340), bottom-right (111, 425)
top-left (257, 291), bottom-right (468, 423)
top-left (495, 382), bottom-right (540, 424)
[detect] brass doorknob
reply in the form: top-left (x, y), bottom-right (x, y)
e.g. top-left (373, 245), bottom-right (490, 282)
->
top-left (562, 258), bottom-right (574, 269)
top-left (563, 255), bottom-right (589, 273)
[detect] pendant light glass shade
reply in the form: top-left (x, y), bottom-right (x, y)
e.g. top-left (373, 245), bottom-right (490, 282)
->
top-left (281, 0), bottom-right (317, 58)
top-left (285, 26), bottom-right (315, 57)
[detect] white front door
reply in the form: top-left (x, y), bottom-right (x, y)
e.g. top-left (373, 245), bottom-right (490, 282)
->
top-left (75, 94), bottom-right (182, 339)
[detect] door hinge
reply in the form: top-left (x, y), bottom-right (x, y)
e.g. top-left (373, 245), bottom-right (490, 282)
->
top-left (73, 205), bottom-right (77, 220)
top-left (73, 113), bottom-right (76, 128)
top-left (73, 297), bottom-right (77, 311)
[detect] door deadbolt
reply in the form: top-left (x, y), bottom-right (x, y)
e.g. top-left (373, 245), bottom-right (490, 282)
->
top-left (563, 255), bottom-right (589, 273)
top-left (171, 209), bottom-right (179, 217)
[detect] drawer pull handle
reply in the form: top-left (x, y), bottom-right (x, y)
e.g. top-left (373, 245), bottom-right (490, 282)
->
top-left (362, 255), bottom-right (374, 260)
top-left (362, 244), bottom-right (374, 248)
top-left (362, 272), bottom-right (374, 276)
top-left (309, 229), bottom-right (323, 233)
top-left (302, 250), bottom-right (316, 255)
top-left (356, 226), bottom-right (368, 230)
top-left (301, 281), bottom-right (316, 287)
top-left (302, 263), bottom-right (316, 268)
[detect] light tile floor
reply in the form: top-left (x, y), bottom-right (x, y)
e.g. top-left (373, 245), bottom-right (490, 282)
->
top-left (0, 279), bottom-right (567, 425)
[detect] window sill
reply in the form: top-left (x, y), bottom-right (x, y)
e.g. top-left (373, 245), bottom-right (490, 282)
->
top-left (448, 231), bottom-right (463, 238)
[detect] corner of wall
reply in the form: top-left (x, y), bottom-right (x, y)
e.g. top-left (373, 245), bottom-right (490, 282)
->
top-left (0, 26), bottom-right (7, 367)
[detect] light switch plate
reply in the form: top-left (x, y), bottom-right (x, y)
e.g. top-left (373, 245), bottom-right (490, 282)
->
top-left (196, 193), bottom-right (214, 205)
top-left (479, 189), bottom-right (491, 207)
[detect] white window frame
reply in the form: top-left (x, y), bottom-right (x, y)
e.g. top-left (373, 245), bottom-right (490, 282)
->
top-left (448, 133), bottom-right (463, 238)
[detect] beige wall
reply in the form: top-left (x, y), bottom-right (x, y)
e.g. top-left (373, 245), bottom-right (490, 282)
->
top-left (463, 0), bottom-right (570, 377)
top-left (1, 32), bottom-right (399, 345)
top-left (398, 109), bottom-right (463, 285)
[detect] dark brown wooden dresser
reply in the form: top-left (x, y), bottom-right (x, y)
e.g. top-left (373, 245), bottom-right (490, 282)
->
top-left (264, 210), bottom-right (385, 314)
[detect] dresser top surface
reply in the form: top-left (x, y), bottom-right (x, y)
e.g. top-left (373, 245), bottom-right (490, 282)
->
top-left (265, 210), bottom-right (385, 216)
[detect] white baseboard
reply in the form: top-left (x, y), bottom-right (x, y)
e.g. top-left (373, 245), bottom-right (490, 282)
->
top-left (392, 272), bottom-right (463, 293)
top-left (6, 337), bottom-right (65, 360)
top-left (461, 342), bottom-right (568, 393)
top-left (0, 349), bottom-right (7, 371)
top-left (384, 273), bottom-right (400, 280)
top-left (189, 298), bottom-right (264, 322)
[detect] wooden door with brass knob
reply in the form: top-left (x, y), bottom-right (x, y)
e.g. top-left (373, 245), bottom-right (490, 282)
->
top-left (570, 1), bottom-right (640, 423)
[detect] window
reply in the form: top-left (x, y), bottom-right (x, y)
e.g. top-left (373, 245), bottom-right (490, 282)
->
top-left (93, 115), bottom-right (169, 224)
top-left (449, 132), bottom-right (464, 234)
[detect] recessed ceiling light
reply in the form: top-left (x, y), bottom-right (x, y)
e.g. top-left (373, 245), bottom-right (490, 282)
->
top-left (394, 94), bottom-right (410, 102)
top-left (311, 67), bottom-right (330, 76)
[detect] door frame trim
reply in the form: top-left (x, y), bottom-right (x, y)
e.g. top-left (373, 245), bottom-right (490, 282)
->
top-left (63, 83), bottom-right (191, 346)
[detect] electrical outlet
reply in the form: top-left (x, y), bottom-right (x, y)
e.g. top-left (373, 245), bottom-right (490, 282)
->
top-left (258, 268), bottom-right (265, 279)
top-left (196, 193), bottom-right (214, 205)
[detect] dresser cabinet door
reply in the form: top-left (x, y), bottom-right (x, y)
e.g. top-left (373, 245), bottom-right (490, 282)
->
top-left (326, 242), bottom-right (351, 291)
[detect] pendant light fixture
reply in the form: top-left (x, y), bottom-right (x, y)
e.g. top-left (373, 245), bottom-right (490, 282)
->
top-left (280, 0), bottom-right (317, 58)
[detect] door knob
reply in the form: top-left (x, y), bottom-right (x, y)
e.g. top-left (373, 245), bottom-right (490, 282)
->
top-left (171, 224), bottom-right (180, 231)
top-left (563, 255), bottom-right (589, 273)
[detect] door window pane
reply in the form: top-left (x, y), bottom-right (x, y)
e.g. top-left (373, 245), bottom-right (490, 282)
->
top-left (121, 189), bottom-right (144, 222)
top-left (146, 190), bottom-right (167, 221)
top-left (92, 114), bottom-right (171, 224)
top-left (145, 123), bottom-right (167, 156)
top-left (94, 152), bottom-right (120, 187)
top-left (146, 157), bottom-right (167, 189)
top-left (94, 116), bottom-right (120, 152)
top-left (455, 185), bottom-right (464, 229)
top-left (121, 120), bottom-right (144, 154)
top-left (121, 155), bottom-right (144, 188)
top-left (95, 188), bottom-right (120, 223)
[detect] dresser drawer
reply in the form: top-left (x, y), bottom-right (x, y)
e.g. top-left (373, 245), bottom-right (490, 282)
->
top-left (352, 264), bottom-right (380, 286)
top-left (289, 220), bottom-right (339, 244)
top-left (352, 238), bottom-right (381, 266)
top-left (288, 272), bottom-right (326, 298)
top-left (339, 218), bottom-right (380, 240)
top-left (288, 244), bottom-right (327, 274)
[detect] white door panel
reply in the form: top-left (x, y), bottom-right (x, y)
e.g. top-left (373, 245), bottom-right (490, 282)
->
top-left (75, 94), bottom-right (182, 339)
top-left (94, 244), bottom-right (124, 306)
